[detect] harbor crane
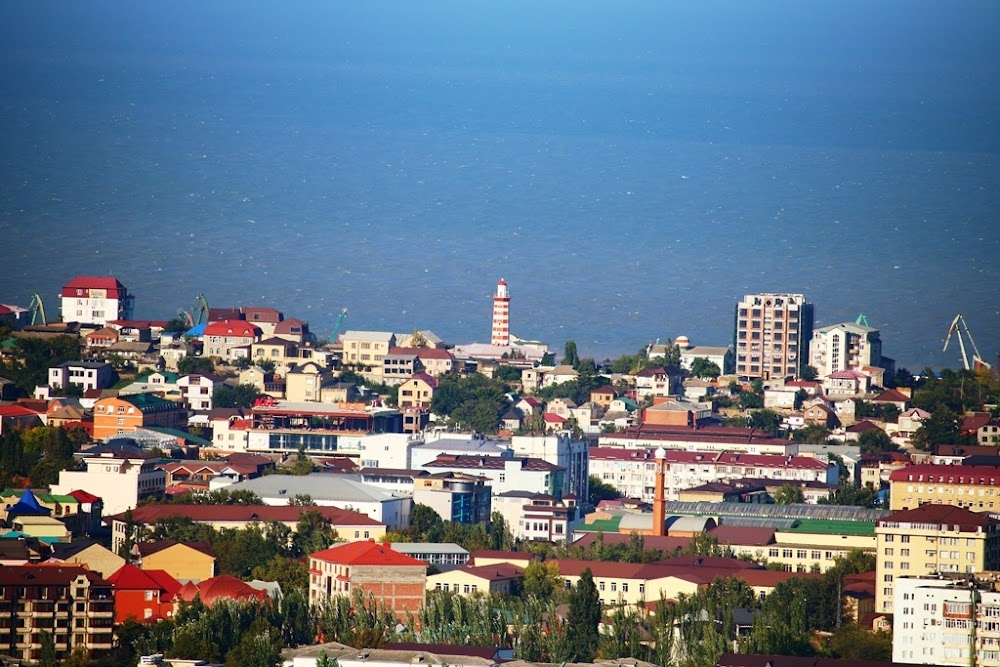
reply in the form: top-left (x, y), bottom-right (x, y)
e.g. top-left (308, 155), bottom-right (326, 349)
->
top-left (28, 293), bottom-right (46, 326)
top-left (943, 314), bottom-right (991, 370)
top-left (327, 307), bottom-right (348, 343)
top-left (177, 294), bottom-right (210, 328)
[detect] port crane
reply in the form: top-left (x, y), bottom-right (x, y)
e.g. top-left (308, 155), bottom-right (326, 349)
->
top-left (177, 294), bottom-right (210, 328)
top-left (327, 308), bottom-right (348, 344)
top-left (28, 293), bottom-right (46, 325)
top-left (943, 314), bottom-right (991, 370)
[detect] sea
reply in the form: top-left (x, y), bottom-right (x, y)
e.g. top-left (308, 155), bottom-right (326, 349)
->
top-left (1, 1), bottom-right (998, 371)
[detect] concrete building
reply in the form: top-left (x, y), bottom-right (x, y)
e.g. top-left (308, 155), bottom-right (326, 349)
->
top-left (599, 425), bottom-right (798, 456)
top-left (423, 454), bottom-right (565, 498)
top-left (59, 275), bottom-right (134, 326)
top-left (389, 543), bottom-right (470, 568)
top-left (91, 393), bottom-right (187, 441)
top-left (50, 444), bottom-right (165, 516)
top-left (875, 504), bottom-right (1000, 614)
top-left (510, 433), bottom-right (589, 501)
top-left (47, 360), bottom-right (115, 393)
top-left (887, 464), bottom-right (1000, 511)
top-left (177, 373), bottom-right (224, 411)
top-left (492, 491), bottom-right (581, 542)
top-left (734, 293), bottom-right (814, 381)
top-left (341, 330), bottom-right (396, 378)
top-left (308, 540), bottom-right (427, 617)
top-left (893, 575), bottom-right (1000, 666)
top-left (412, 472), bottom-right (491, 524)
top-left (678, 345), bottom-right (735, 376)
top-left (202, 320), bottom-right (262, 360)
top-left (0, 565), bottom-right (115, 662)
top-left (809, 320), bottom-right (883, 378)
top-left (589, 447), bottom-right (836, 503)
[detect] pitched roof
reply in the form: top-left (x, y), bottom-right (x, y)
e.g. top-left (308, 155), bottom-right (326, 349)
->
top-left (879, 503), bottom-right (999, 532)
top-left (111, 504), bottom-right (383, 526)
top-left (136, 540), bottom-right (215, 559)
top-left (310, 540), bottom-right (426, 567)
top-left (203, 320), bottom-right (262, 337)
top-left (873, 389), bottom-right (909, 403)
top-left (0, 565), bottom-right (109, 586)
top-left (61, 276), bottom-right (128, 297)
top-left (888, 463), bottom-right (1000, 486)
top-left (107, 563), bottom-right (181, 596)
top-left (176, 574), bottom-right (269, 605)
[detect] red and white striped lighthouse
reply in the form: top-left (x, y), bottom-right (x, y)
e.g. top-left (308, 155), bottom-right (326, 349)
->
top-left (491, 279), bottom-right (511, 346)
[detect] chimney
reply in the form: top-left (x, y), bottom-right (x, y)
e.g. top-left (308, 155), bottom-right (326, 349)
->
top-left (652, 447), bottom-right (667, 537)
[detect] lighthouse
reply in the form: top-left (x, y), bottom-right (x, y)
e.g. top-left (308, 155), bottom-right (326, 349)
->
top-left (491, 279), bottom-right (511, 346)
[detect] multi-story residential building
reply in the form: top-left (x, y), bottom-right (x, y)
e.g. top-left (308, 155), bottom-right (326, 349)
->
top-left (47, 361), bottom-right (116, 393)
top-left (177, 373), bottom-right (223, 412)
top-left (406, 347), bottom-right (455, 377)
top-left (90, 392), bottom-right (186, 441)
top-left (888, 464), bottom-right (1000, 511)
top-left (634, 366), bottom-right (683, 399)
top-left (893, 575), bottom-right (1000, 666)
top-left (599, 425), bottom-right (798, 456)
top-left (272, 317), bottom-right (310, 344)
top-left (510, 433), bottom-right (590, 502)
top-left (412, 472), bottom-right (491, 524)
top-left (423, 454), bottom-right (565, 498)
top-left (203, 320), bottom-right (262, 360)
top-left (0, 565), bottom-right (115, 662)
top-left (734, 293), bottom-right (814, 381)
top-left (388, 543), bottom-right (470, 568)
top-left (284, 361), bottom-right (333, 403)
top-left (493, 491), bottom-right (581, 542)
top-left (382, 349), bottom-right (425, 386)
top-left (398, 373), bottom-right (438, 409)
top-left (241, 307), bottom-right (284, 337)
top-left (50, 444), bottom-right (166, 516)
top-left (341, 331), bottom-right (396, 375)
top-left (106, 563), bottom-right (180, 623)
top-left (110, 504), bottom-right (386, 553)
top-left (426, 562), bottom-right (524, 597)
top-left (589, 447), bottom-right (836, 503)
top-left (874, 504), bottom-right (1000, 614)
top-left (641, 398), bottom-right (713, 428)
top-left (207, 408), bottom-right (252, 453)
top-left (308, 540), bottom-right (427, 617)
top-left (678, 345), bottom-right (735, 376)
top-left (809, 320), bottom-right (882, 377)
top-left (821, 369), bottom-right (872, 397)
top-left (59, 275), bottom-right (134, 326)
top-left (250, 336), bottom-right (299, 373)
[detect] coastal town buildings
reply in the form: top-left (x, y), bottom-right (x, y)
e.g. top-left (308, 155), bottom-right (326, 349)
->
top-left (734, 293), bottom-right (814, 381)
top-left (59, 276), bottom-right (134, 327)
top-left (874, 504), bottom-right (1000, 614)
top-left (50, 444), bottom-right (166, 516)
top-left (808, 319), bottom-right (883, 377)
top-left (308, 540), bottom-right (427, 616)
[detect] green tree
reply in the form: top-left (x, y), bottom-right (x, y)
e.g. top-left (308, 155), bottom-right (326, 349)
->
top-left (739, 391), bottom-right (764, 410)
top-left (912, 405), bottom-right (963, 451)
top-left (566, 569), bottom-right (601, 662)
top-left (799, 365), bottom-right (819, 381)
top-left (827, 626), bottom-right (892, 661)
top-left (213, 383), bottom-right (263, 409)
top-left (563, 340), bottom-right (580, 368)
top-left (177, 355), bottom-right (215, 375)
top-left (587, 475), bottom-right (622, 506)
top-left (409, 504), bottom-right (445, 541)
top-left (488, 512), bottom-right (514, 551)
top-left (857, 429), bottom-right (897, 455)
top-left (747, 409), bottom-right (782, 434)
top-left (39, 630), bottom-right (58, 667)
top-left (793, 424), bottom-right (832, 444)
top-left (494, 364), bottom-right (522, 383)
top-left (689, 357), bottom-right (721, 379)
top-left (774, 484), bottom-right (805, 505)
top-left (522, 561), bottom-right (564, 601)
top-left (294, 510), bottom-right (338, 555)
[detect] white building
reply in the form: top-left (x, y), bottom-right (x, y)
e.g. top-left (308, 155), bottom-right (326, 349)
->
top-left (492, 490), bottom-right (582, 543)
top-left (422, 454), bottom-right (565, 498)
top-left (214, 473), bottom-right (412, 529)
top-left (589, 447), bottom-right (837, 503)
top-left (177, 373), bottom-right (224, 412)
top-left (893, 576), bottom-right (1000, 667)
top-left (59, 276), bottom-right (134, 326)
top-left (510, 433), bottom-right (589, 501)
top-left (356, 431), bottom-right (508, 471)
top-left (47, 361), bottom-right (116, 393)
top-left (809, 320), bottom-right (882, 378)
top-left (50, 444), bottom-right (165, 516)
top-left (678, 345), bottom-right (734, 376)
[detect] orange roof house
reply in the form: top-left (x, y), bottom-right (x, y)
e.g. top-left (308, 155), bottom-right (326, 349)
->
top-left (308, 540), bottom-right (427, 617)
top-left (107, 563), bottom-right (181, 623)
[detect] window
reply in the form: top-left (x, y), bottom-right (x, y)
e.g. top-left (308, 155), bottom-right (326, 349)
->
top-left (901, 535), bottom-right (911, 543)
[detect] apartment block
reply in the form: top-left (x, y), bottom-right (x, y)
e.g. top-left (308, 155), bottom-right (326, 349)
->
top-left (809, 320), bottom-right (883, 377)
top-left (50, 444), bottom-right (166, 516)
top-left (0, 565), bottom-right (114, 662)
top-left (59, 276), bottom-right (134, 326)
top-left (888, 464), bottom-right (1000, 511)
top-left (893, 575), bottom-right (1000, 666)
top-left (875, 504), bottom-right (1000, 614)
top-left (734, 293), bottom-right (814, 380)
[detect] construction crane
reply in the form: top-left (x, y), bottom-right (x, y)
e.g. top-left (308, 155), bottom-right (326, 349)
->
top-left (28, 293), bottom-right (46, 325)
top-left (943, 314), bottom-right (991, 370)
top-left (177, 294), bottom-right (210, 328)
top-left (327, 308), bottom-right (348, 343)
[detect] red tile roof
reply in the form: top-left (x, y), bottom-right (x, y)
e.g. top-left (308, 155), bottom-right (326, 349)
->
top-left (0, 404), bottom-right (44, 418)
top-left (408, 347), bottom-right (454, 360)
top-left (310, 540), bottom-right (426, 567)
top-left (110, 504), bottom-right (383, 526)
top-left (203, 320), bottom-right (262, 337)
top-left (67, 489), bottom-right (101, 504)
top-left (0, 565), bottom-right (109, 586)
top-left (108, 564), bottom-right (181, 596)
top-left (888, 463), bottom-right (1000, 486)
top-left (61, 276), bottom-right (128, 298)
top-left (873, 389), bottom-right (909, 403)
top-left (136, 540), bottom-right (215, 559)
top-left (176, 575), bottom-right (269, 605)
top-left (879, 503), bottom-right (1000, 532)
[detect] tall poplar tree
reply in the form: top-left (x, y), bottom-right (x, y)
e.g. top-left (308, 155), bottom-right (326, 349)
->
top-left (566, 568), bottom-right (601, 662)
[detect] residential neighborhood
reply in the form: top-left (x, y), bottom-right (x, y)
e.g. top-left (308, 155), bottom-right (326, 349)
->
top-left (0, 276), bottom-right (999, 667)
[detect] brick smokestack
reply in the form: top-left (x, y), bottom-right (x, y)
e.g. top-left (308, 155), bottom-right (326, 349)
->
top-left (652, 447), bottom-right (667, 537)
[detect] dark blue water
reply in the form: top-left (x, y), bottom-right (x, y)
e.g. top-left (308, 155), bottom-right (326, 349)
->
top-left (2, 1), bottom-right (998, 370)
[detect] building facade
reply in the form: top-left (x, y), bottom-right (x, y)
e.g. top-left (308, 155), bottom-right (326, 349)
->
top-left (734, 293), bottom-right (814, 380)
top-left (874, 504), bottom-right (1000, 614)
top-left (50, 446), bottom-right (166, 516)
top-left (888, 464), bottom-right (1000, 511)
top-left (809, 320), bottom-right (882, 377)
top-left (308, 541), bottom-right (427, 617)
top-left (59, 276), bottom-right (134, 326)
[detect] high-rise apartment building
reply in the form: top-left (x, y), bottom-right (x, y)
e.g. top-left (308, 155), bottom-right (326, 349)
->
top-left (734, 293), bottom-right (814, 380)
top-left (809, 318), bottom-right (882, 377)
top-left (59, 276), bottom-right (134, 326)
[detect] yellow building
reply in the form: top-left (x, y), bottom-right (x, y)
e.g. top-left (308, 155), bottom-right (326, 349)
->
top-left (137, 540), bottom-right (216, 582)
top-left (888, 464), bottom-right (1000, 511)
top-left (48, 540), bottom-right (126, 578)
top-left (427, 563), bottom-right (523, 596)
top-left (874, 504), bottom-right (1000, 614)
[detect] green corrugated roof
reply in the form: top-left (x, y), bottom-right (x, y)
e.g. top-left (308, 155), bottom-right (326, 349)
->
top-left (0, 490), bottom-right (77, 504)
top-left (134, 371), bottom-right (181, 383)
top-left (783, 518), bottom-right (876, 536)
top-left (145, 426), bottom-right (211, 446)
top-left (121, 392), bottom-right (179, 411)
top-left (575, 516), bottom-right (623, 533)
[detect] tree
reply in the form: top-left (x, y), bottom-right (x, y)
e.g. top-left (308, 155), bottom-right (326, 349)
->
top-left (563, 340), bottom-right (580, 368)
top-left (857, 429), bottom-right (897, 455)
top-left (566, 569), bottom-right (601, 662)
top-left (689, 357), bottom-right (721, 379)
top-left (912, 405), bottom-right (962, 451)
top-left (774, 484), bottom-right (805, 505)
top-left (213, 383), bottom-right (263, 409)
top-left (178, 355), bottom-right (215, 375)
top-left (793, 423), bottom-right (832, 444)
top-left (39, 630), bottom-right (58, 667)
top-left (587, 475), bottom-right (622, 506)
top-left (747, 409), bottom-right (781, 434)
top-left (494, 364), bottom-right (522, 383)
top-left (799, 365), bottom-right (819, 381)
top-left (827, 626), bottom-right (892, 661)
top-left (739, 392), bottom-right (764, 410)
top-left (522, 561), bottom-right (564, 601)
top-left (409, 504), bottom-right (444, 541)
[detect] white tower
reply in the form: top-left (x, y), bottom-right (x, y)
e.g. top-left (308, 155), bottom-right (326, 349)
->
top-left (491, 279), bottom-right (511, 346)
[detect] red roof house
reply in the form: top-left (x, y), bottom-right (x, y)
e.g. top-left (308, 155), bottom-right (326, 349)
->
top-left (308, 540), bottom-right (427, 617)
top-left (107, 564), bottom-right (181, 623)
